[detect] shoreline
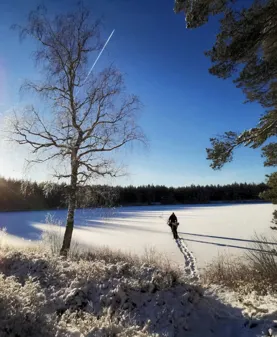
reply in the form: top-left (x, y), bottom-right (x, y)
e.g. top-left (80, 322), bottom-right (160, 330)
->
top-left (0, 200), bottom-right (270, 214)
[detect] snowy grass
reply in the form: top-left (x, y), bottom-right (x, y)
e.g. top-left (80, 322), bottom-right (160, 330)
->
top-left (247, 234), bottom-right (277, 286)
top-left (203, 254), bottom-right (256, 291)
top-left (76, 246), bottom-right (183, 282)
top-left (203, 234), bottom-right (277, 294)
top-left (1, 244), bottom-right (277, 336)
top-left (0, 268), bottom-right (156, 337)
top-left (0, 274), bottom-right (56, 337)
top-left (39, 217), bottom-right (185, 285)
top-left (40, 213), bottom-right (82, 258)
top-left (0, 227), bottom-right (7, 246)
top-left (0, 246), bottom-right (201, 337)
top-left (1, 205), bottom-right (277, 336)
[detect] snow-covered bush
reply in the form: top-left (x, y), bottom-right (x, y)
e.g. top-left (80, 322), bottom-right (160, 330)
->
top-left (0, 227), bottom-right (7, 247)
top-left (56, 310), bottom-right (158, 337)
top-left (1, 246), bottom-right (276, 336)
top-left (0, 248), bottom-right (204, 336)
top-left (0, 274), bottom-right (56, 337)
top-left (77, 246), bottom-right (181, 280)
top-left (0, 269), bottom-right (157, 337)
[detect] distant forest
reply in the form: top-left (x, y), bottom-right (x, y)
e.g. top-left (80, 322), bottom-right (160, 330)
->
top-left (0, 177), bottom-right (269, 212)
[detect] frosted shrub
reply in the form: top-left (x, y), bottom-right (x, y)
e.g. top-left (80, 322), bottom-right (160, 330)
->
top-left (0, 227), bottom-right (7, 247)
top-left (57, 310), bottom-right (158, 337)
top-left (0, 248), bottom-right (202, 336)
top-left (40, 213), bottom-right (64, 255)
top-left (76, 246), bottom-right (184, 287)
top-left (0, 275), bottom-right (56, 337)
top-left (41, 213), bottom-right (81, 258)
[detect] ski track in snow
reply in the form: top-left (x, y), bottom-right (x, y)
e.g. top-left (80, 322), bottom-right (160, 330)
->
top-left (175, 237), bottom-right (199, 281)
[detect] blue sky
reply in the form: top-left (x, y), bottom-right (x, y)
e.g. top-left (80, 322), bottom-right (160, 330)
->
top-left (0, 0), bottom-right (273, 186)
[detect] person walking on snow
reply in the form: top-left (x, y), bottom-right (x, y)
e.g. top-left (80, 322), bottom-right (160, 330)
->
top-left (168, 212), bottom-right (179, 239)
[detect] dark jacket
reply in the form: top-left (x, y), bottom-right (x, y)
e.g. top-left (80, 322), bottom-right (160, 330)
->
top-left (168, 212), bottom-right (177, 223)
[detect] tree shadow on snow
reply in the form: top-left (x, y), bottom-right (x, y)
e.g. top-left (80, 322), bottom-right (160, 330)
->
top-left (1, 203), bottom-right (272, 250)
top-left (75, 220), bottom-right (165, 234)
top-left (0, 207), bottom-right (169, 243)
top-left (0, 202), bottom-right (259, 242)
top-left (0, 210), bottom-right (51, 241)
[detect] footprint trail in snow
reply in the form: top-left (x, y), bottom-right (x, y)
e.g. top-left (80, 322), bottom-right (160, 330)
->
top-left (176, 237), bottom-right (199, 281)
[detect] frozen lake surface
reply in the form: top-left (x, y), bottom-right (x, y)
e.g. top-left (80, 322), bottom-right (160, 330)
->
top-left (0, 203), bottom-right (276, 267)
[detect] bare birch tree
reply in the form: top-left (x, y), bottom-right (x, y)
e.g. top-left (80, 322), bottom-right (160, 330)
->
top-left (10, 4), bottom-right (145, 256)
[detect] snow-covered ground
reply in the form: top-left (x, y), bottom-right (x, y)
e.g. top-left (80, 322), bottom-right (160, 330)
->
top-left (1, 247), bottom-right (277, 337)
top-left (0, 203), bottom-right (276, 268)
top-left (1, 204), bottom-right (277, 336)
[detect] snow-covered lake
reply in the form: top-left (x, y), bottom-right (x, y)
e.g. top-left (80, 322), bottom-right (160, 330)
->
top-left (0, 203), bottom-right (276, 267)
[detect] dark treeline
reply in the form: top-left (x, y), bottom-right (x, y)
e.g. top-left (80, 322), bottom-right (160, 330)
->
top-left (120, 183), bottom-right (268, 205)
top-left (0, 177), bottom-right (268, 212)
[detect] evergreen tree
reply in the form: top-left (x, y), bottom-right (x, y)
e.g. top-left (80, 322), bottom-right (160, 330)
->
top-left (175, 0), bottom-right (277, 221)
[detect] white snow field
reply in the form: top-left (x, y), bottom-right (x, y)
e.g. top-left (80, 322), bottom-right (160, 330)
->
top-left (0, 203), bottom-right (276, 268)
top-left (1, 203), bottom-right (277, 337)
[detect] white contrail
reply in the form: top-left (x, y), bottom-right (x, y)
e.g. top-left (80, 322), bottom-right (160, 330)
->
top-left (81, 29), bottom-right (115, 88)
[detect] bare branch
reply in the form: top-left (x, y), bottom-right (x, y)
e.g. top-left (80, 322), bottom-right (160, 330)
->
top-left (9, 3), bottom-right (145, 255)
